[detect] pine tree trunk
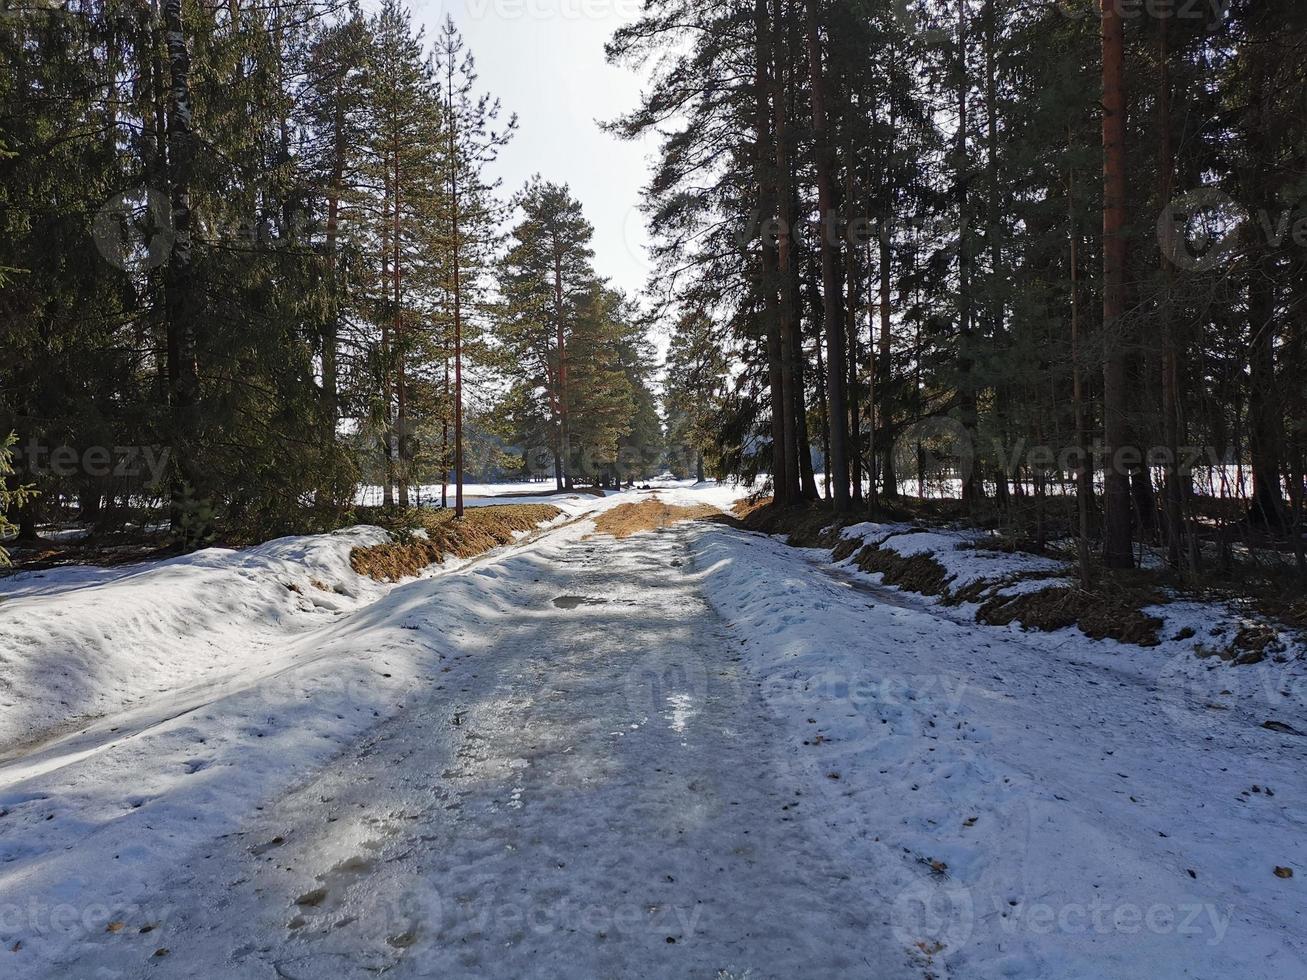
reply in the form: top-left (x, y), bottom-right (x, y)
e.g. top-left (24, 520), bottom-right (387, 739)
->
top-left (878, 196), bottom-right (897, 499)
top-left (845, 168), bottom-right (863, 504)
top-left (1100, 0), bottom-right (1133, 568)
top-left (448, 60), bottom-right (465, 518)
top-left (771, 0), bottom-right (800, 504)
top-left (789, 187), bottom-right (821, 501)
top-left (380, 163), bottom-right (395, 508)
top-left (442, 355), bottom-right (450, 508)
top-left (754, 0), bottom-right (788, 505)
top-left (984, 0), bottom-right (1009, 507)
top-left (957, 0), bottom-right (983, 511)
top-left (815, 332), bottom-right (832, 501)
top-left (162, 0), bottom-right (208, 544)
top-left (1068, 140), bottom-right (1092, 588)
top-left (394, 150), bottom-right (409, 509)
top-left (1156, 12), bottom-right (1191, 571)
top-left (805, 0), bottom-right (850, 510)
top-left (553, 245), bottom-right (573, 491)
top-left (322, 100), bottom-right (345, 442)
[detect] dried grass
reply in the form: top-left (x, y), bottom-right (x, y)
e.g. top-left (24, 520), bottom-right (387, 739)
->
top-left (592, 500), bottom-right (722, 539)
top-left (731, 499), bottom-right (855, 548)
top-left (976, 584), bottom-right (1165, 646)
top-left (853, 544), bottom-right (953, 596)
top-left (350, 504), bottom-right (561, 582)
top-left (734, 499), bottom-right (1171, 647)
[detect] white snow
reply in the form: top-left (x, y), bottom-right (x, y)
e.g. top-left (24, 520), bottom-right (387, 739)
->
top-left (1, 481), bottom-right (1302, 978)
top-left (692, 519), bottom-right (1307, 978)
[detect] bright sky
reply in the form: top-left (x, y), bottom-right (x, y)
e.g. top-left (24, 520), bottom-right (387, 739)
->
top-left (407, 0), bottom-right (656, 299)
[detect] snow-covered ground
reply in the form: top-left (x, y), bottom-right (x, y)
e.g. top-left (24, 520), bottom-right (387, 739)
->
top-left (692, 521), bottom-right (1307, 978)
top-left (0, 482), bottom-right (1302, 978)
top-left (356, 480), bottom-right (626, 508)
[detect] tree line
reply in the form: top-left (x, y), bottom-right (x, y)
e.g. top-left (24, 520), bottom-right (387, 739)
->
top-left (1, 0), bottom-right (662, 549)
top-left (621, 0), bottom-right (1305, 575)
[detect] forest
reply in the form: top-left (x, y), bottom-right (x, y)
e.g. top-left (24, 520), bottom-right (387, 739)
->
top-left (3, 3), bottom-right (1307, 977)
top-left (2, 0), bottom-right (663, 553)
top-left (3, 0), bottom-right (1306, 586)
top-left (625, 0), bottom-right (1306, 584)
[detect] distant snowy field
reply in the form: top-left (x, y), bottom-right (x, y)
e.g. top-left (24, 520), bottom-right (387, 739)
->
top-left (355, 480), bottom-right (625, 508)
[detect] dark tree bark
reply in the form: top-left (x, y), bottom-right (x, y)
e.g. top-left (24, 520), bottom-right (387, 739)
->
top-left (805, 0), bottom-right (851, 509)
top-left (322, 98), bottom-right (345, 441)
top-left (553, 241), bottom-right (573, 491)
top-left (447, 56), bottom-right (465, 518)
top-left (1155, 11), bottom-right (1194, 572)
top-left (162, 0), bottom-right (209, 544)
top-left (1068, 139), bottom-right (1092, 588)
top-left (754, 0), bottom-right (789, 504)
top-left (956, 0), bottom-right (983, 511)
top-left (771, 0), bottom-right (800, 504)
top-left (1100, 0), bottom-right (1134, 568)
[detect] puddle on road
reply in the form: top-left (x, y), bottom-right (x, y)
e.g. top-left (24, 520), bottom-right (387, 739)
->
top-left (552, 595), bottom-right (609, 609)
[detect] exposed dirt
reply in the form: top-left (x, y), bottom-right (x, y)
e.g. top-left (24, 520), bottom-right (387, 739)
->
top-left (350, 504), bottom-right (562, 581)
top-left (851, 544), bottom-right (953, 597)
top-left (592, 499), bottom-right (723, 539)
top-left (975, 582), bottom-right (1166, 646)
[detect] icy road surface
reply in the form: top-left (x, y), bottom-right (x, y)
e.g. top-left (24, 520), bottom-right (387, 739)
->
top-left (31, 519), bottom-right (914, 979)
top-left (4, 484), bottom-right (1304, 979)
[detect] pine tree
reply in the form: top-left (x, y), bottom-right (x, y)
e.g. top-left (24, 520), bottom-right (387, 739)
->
top-left (434, 15), bottom-right (516, 515)
top-left (494, 179), bottom-right (598, 490)
top-left (664, 311), bottom-right (729, 483)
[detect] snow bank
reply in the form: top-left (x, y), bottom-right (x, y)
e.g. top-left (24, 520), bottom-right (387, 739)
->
top-left (0, 512), bottom-right (594, 972)
top-left (692, 524), bottom-right (1307, 978)
top-left (836, 522), bottom-right (1068, 593)
top-left (0, 528), bottom-right (393, 755)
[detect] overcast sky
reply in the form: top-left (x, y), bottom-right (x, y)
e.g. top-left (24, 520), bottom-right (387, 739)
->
top-left (406, 0), bottom-right (655, 299)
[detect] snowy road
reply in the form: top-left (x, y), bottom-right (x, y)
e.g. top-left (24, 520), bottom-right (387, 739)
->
top-left (4, 487), bottom-right (1305, 979)
top-left (35, 517), bottom-right (914, 979)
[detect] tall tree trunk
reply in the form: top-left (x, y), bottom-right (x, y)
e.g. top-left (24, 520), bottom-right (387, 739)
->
top-left (984, 0), bottom-right (1009, 507)
top-left (957, 0), bottom-right (983, 511)
top-left (322, 100), bottom-right (345, 442)
top-left (754, 0), bottom-right (788, 504)
top-left (845, 168), bottom-right (863, 503)
top-left (553, 244), bottom-right (572, 490)
top-left (448, 58), bottom-right (465, 518)
top-left (162, 0), bottom-right (209, 544)
top-left (788, 188), bottom-right (821, 501)
top-left (878, 191), bottom-right (897, 499)
top-left (1100, 0), bottom-right (1133, 568)
top-left (380, 161), bottom-right (395, 508)
top-left (1068, 132), bottom-right (1092, 588)
top-left (393, 149), bottom-right (409, 509)
top-left (815, 332), bottom-right (832, 501)
top-left (442, 354), bottom-right (450, 508)
top-left (1156, 12), bottom-right (1191, 571)
top-left (805, 0), bottom-right (851, 510)
top-left (865, 239), bottom-right (879, 512)
top-left (771, 0), bottom-right (800, 504)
